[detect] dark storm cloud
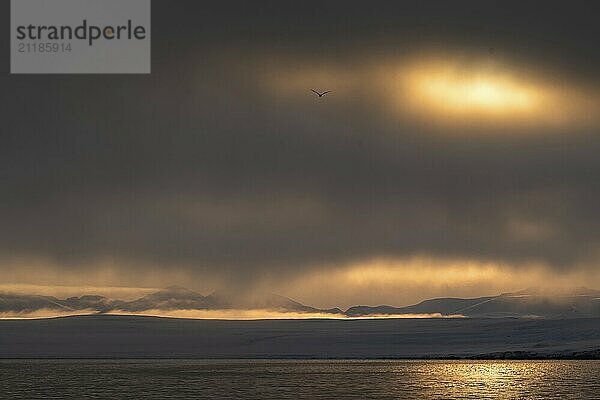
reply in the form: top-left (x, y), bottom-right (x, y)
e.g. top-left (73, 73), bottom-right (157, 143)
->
top-left (1, 0), bottom-right (600, 284)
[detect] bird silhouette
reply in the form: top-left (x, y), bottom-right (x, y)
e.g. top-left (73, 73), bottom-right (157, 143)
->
top-left (311, 89), bottom-right (332, 98)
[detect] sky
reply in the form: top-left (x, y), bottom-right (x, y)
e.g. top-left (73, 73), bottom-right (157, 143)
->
top-left (2, 1), bottom-right (600, 308)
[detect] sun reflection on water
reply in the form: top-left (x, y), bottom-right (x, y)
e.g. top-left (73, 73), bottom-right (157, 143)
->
top-left (394, 360), bottom-right (581, 399)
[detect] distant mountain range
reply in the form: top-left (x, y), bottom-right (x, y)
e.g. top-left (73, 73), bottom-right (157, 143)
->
top-left (346, 287), bottom-right (600, 318)
top-left (1, 286), bottom-right (600, 319)
top-left (0, 286), bottom-right (343, 317)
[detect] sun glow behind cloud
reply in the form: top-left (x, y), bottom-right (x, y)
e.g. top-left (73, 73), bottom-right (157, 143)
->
top-left (392, 57), bottom-right (600, 129)
top-left (259, 51), bottom-right (600, 131)
top-left (404, 65), bottom-right (539, 116)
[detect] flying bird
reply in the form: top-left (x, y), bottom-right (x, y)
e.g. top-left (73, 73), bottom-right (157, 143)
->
top-left (311, 89), bottom-right (332, 98)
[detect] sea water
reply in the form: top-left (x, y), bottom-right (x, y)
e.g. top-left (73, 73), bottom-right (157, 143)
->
top-left (1, 359), bottom-right (598, 399)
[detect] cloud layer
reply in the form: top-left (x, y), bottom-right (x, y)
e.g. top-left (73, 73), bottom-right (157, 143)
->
top-left (2, 0), bottom-right (600, 305)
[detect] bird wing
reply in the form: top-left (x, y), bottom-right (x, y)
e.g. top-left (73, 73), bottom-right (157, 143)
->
top-left (311, 89), bottom-right (321, 95)
top-left (321, 91), bottom-right (332, 95)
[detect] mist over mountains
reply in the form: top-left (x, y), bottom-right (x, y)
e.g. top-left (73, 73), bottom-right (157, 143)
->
top-left (0, 286), bottom-right (343, 317)
top-left (346, 287), bottom-right (600, 318)
top-left (1, 286), bottom-right (599, 319)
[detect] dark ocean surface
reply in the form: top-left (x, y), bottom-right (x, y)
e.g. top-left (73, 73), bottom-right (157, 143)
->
top-left (1, 359), bottom-right (599, 399)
